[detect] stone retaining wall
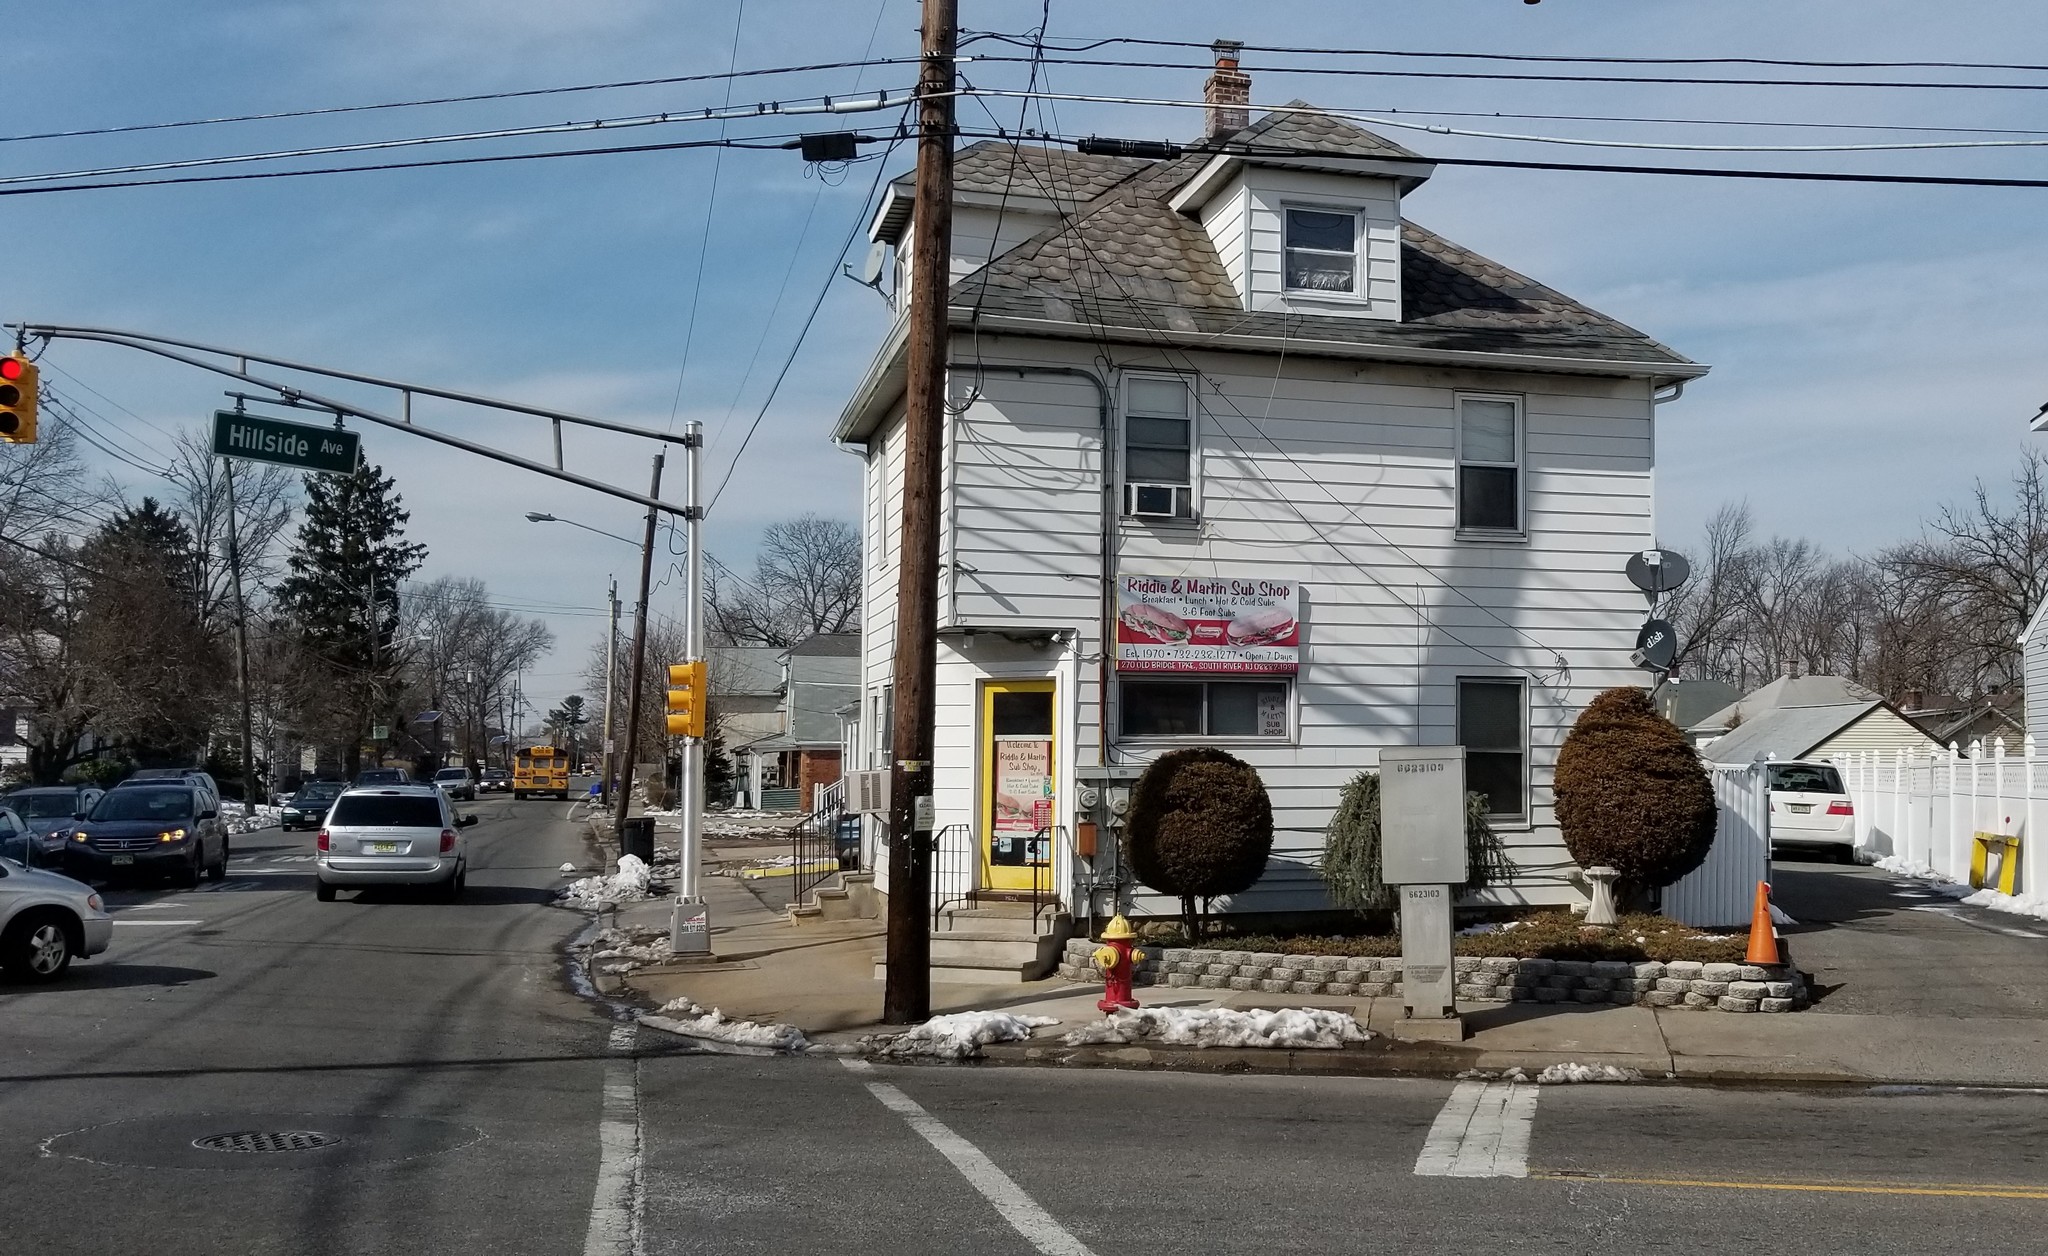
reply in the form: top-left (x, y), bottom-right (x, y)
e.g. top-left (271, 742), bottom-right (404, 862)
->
top-left (1058, 941), bottom-right (1807, 1012)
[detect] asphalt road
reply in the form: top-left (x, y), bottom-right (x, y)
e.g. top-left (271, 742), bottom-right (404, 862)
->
top-left (6, 805), bottom-right (2048, 1255)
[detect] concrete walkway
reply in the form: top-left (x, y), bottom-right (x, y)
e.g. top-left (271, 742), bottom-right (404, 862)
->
top-left (585, 825), bottom-right (2048, 1086)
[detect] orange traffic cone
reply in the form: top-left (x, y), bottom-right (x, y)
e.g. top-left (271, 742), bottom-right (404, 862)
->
top-left (1745, 880), bottom-right (1781, 966)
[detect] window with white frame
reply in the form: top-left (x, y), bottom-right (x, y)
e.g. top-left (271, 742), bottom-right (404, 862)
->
top-left (1120, 678), bottom-right (1290, 739)
top-left (1457, 677), bottom-right (1526, 821)
top-left (1456, 395), bottom-right (1522, 533)
top-left (1121, 374), bottom-right (1196, 520)
top-left (1283, 206), bottom-right (1361, 295)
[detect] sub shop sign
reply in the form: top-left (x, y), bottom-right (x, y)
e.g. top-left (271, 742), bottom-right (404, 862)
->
top-left (1114, 574), bottom-right (1300, 674)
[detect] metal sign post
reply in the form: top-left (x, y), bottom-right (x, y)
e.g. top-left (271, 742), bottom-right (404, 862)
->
top-left (1380, 746), bottom-right (1470, 1040)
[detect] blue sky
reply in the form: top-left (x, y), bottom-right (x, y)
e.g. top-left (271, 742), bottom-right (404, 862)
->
top-left (11, 1), bottom-right (2048, 712)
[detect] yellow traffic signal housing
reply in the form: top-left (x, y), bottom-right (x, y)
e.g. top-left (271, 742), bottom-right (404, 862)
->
top-left (665, 659), bottom-right (708, 737)
top-left (0, 354), bottom-right (38, 444)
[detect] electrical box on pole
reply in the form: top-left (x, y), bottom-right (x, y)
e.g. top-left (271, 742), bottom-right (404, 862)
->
top-left (0, 354), bottom-right (38, 443)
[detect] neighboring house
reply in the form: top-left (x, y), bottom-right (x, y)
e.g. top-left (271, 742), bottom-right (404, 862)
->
top-left (734, 634), bottom-right (859, 810)
top-left (1653, 680), bottom-right (1740, 737)
top-left (1695, 675), bottom-right (1942, 765)
top-left (837, 46), bottom-right (1707, 941)
top-left (709, 646), bottom-right (786, 750)
top-left (1899, 691), bottom-right (2023, 752)
top-left (2022, 597), bottom-right (2048, 740)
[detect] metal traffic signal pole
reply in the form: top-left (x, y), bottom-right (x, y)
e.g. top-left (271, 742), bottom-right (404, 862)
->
top-left (882, 0), bottom-right (957, 1026)
top-left (600, 578), bottom-right (619, 806)
top-left (670, 420), bottom-right (710, 953)
top-left (222, 455), bottom-right (261, 814)
top-left (613, 451), bottom-right (665, 832)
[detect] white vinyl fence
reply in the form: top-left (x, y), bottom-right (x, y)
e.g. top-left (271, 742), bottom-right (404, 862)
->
top-left (1664, 762), bottom-right (1772, 928)
top-left (1839, 738), bottom-right (2041, 901)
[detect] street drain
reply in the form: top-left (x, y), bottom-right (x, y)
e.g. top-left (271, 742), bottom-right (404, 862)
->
top-left (192, 1130), bottom-right (344, 1154)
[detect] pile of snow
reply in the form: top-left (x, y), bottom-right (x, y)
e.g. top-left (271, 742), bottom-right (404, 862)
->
top-left (558, 862), bottom-right (578, 875)
top-left (644, 998), bottom-right (808, 1051)
top-left (1062, 1006), bottom-right (1371, 1050)
top-left (1875, 856), bottom-right (2048, 923)
top-left (1457, 920), bottom-right (1526, 937)
top-left (866, 1010), bottom-right (1060, 1060)
top-left (221, 801), bottom-right (282, 835)
top-left (587, 927), bottom-right (671, 973)
top-left (1535, 1062), bottom-right (1642, 1084)
top-left (558, 853), bottom-right (657, 905)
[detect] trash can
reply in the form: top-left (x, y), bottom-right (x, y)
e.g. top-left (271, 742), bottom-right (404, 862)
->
top-left (620, 817), bottom-right (656, 865)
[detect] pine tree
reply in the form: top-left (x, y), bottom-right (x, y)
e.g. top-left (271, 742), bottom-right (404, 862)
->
top-left (76, 498), bottom-right (220, 765)
top-left (273, 459), bottom-right (427, 775)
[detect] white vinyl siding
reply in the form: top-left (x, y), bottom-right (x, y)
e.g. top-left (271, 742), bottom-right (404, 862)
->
top-left (1811, 708), bottom-right (1942, 761)
top-left (866, 333), bottom-right (1660, 914)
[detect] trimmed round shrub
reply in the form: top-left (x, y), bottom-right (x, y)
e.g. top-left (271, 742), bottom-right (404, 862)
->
top-left (1321, 771), bottom-right (1514, 916)
top-left (1553, 686), bottom-right (1717, 899)
top-left (1123, 747), bottom-right (1273, 939)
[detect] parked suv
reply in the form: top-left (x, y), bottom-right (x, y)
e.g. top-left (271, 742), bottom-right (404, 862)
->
top-left (354, 768), bottom-right (411, 787)
top-left (65, 786), bottom-right (230, 886)
top-left (281, 780), bottom-right (345, 832)
top-left (315, 786), bottom-right (476, 902)
top-left (0, 853), bottom-right (113, 981)
top-left (115, 769), bottom-right (220, 805)
top-left (1767, 760), bottom-right (1856, 861)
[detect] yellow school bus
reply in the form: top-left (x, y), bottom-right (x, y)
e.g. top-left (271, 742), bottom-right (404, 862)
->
top-left (513, 745), bottom-right (570, 800)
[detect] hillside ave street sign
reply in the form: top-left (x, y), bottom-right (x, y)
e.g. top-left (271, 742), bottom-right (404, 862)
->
top-left (211, 410), bottom-right (359, 473)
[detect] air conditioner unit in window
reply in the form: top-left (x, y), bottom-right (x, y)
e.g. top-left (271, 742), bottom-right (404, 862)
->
top-left (846, 769), bottom-right (890, 815)
top-left (1124, 482), bottom-right (1191, 519)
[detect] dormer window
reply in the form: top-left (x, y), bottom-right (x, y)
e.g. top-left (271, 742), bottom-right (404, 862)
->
top-left (1283, 206), bottom-right (1361, 295)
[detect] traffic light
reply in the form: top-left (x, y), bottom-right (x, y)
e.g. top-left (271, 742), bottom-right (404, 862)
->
top-left (665, 660), bottom-right (707, 737)
top-left (0, 353), bottom-right (37, 444)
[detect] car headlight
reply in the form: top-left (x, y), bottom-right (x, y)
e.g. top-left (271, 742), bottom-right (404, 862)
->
top-left (157, 828), bottom-right (188, 843)
top-left (72, 830), bottom-right (88, 842)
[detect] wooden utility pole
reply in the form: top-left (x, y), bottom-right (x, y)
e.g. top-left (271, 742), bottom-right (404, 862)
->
top-left (614, 451), bottom-right (666, 830)
top-left (882, 0), bottom-right (957, 1025)
top-left (223, 458), bottom-right (261, 811)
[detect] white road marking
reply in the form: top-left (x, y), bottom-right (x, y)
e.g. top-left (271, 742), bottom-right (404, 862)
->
top-left (583, 1022), bottom-right (643, 1256)
top-left (840, 1058), bottom-right (1096, 1256)
top-left (111, 919), bottom-right (204, 927)
top-left (1907, 905), bottom-right (2048, 939)
top-left (1414, 1080), bottom-right (1538, 1178)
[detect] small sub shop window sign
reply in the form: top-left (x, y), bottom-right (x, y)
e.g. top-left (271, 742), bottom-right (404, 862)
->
top-left (1115, 574), bottom-right (1300, 674)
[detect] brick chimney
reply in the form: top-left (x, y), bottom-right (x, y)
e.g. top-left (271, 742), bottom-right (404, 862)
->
top-left (1205, 39), bottom-right (1250, 138)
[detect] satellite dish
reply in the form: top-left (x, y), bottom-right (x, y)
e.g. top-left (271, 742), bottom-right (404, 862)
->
top-left (858, 241), bottom-right (886, 287)
top-left (1625, 548), bottom-right (1692, 596)
top-left (1632, 618), bottom-right (1677, 672)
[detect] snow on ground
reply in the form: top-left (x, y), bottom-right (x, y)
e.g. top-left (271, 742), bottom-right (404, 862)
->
top-left (1535, 1062), bottom-right (1643, 1084)
top-left (645, 998), bottom-right (809, 1051)
top-left (558, 862), bottom-right (577, 874)
top-left (865, 1011), bottom-right (1060, 1060)
top-left (557, 854), bottom-right (657, 906)
top-left (1061, 1006), bottom-right (1371, 1050)
top-left (1874, 856), bottom-right (2048, 923)
top-left (221, 801), bottom-right (282, 835)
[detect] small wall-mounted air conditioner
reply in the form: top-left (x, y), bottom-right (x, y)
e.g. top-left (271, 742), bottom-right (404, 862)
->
top-left (846, 769), bottom-right (891, 814)
top-left (1124, 482), bottom-right (1191, 519)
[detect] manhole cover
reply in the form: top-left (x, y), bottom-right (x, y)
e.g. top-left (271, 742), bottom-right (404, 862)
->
top-left (193, 1130), bottom-right (344, 1154)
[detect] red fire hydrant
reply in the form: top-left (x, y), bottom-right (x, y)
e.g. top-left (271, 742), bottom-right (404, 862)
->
top-left (1091, 914), bottom-right (1144, 1013)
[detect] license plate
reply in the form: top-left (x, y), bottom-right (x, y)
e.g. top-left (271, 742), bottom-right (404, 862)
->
top-left (367, 842), bottom-right (400, 854)
top-left (111, 854), bottom-right (134, 865)
top-left (1790, 803), bottom-right (1813, 814)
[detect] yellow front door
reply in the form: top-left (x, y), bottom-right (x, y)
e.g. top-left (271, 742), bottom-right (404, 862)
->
top-left (981, 679), bottom-right (1056, 892)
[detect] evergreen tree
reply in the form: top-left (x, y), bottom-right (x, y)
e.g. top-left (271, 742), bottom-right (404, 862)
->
top-left (76, 498), bottom-right (220, 765)
top-left (273, 459), bottom-right (427, 775)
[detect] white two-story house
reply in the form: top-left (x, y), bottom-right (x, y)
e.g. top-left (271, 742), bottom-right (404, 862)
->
top-left (834, 50), bottom-right (1707, 948)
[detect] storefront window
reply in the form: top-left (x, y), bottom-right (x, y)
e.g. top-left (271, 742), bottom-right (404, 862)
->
top-left (1120, 679), bottom-right (1289, 739)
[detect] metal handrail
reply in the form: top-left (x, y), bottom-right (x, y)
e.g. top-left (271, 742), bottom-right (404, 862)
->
top-left (929, 824), bottom-right (978, 931)
top-left (790, 797), bottom-right (848, 907)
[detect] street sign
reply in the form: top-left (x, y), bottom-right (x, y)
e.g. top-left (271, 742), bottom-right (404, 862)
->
top-left (371, 724), bottom-right (389, 741)
top-left (211, 410), bottom-right (359, 474)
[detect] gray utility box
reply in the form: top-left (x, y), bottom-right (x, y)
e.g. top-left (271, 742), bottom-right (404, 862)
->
top-left (1379, 746), bottom-right (1468, 1023)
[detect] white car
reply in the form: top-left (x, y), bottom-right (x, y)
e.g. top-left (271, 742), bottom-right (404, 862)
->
top-left (0, 855), bottom-right (114, 981)
top-left (1768, 760), bottom-right (1857, 860)
top-left (314, 785), bottom-right (478, 902)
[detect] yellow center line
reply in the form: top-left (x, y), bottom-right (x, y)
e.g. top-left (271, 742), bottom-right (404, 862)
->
top-left (1536, 1172), bottom-right (2048, 1200)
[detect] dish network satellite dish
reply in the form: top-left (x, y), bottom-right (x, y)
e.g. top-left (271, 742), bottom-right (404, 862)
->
top-left (1624, 547), bottom-right (1691, 598)
top-left (857, 241), bottom-right (886, 287)
top-left (1631, 618), bottom-right (1677, 672)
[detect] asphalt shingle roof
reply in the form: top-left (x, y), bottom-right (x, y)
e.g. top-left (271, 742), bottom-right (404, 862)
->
top-left (894, 142), bottom-right (1149, 201)
top-left (944, 110), bottom-right (1696, 371)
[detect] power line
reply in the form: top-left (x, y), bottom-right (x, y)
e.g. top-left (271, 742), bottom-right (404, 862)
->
top-left (973, 51), bottom-right (2048, 93)
top-left (1343, 106), bottom-right (2048, 141)
top-left (961, 32), bottom-right (2048, 74)
top-left (0, 90), bottom-right (912, 189)
top-left (0, 56), bottom-right (926, 146)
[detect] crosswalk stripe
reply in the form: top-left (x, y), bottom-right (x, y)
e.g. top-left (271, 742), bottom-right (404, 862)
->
top-left (1415, 1081), bottom-right (1538, 1178)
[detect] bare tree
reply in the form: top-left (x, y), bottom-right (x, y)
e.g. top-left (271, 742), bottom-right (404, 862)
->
top-left (709, 514), bottom-right (859, 647)
top-left (1665, 502), bottom-right (1757, 682)
top-left (166, 427), bottom-right (299, 637)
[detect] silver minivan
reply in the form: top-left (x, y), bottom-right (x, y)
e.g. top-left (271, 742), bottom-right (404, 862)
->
top-left (315, 785), bottom-right (477, 902)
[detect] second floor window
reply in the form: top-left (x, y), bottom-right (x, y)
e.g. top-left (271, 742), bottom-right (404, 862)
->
top-left (1122, 374), bottom-right (1195, 519)
top-left (1457, 395), bottom-right (1522, 532)
top-left (1284, 207), bottom-right (1359, 295)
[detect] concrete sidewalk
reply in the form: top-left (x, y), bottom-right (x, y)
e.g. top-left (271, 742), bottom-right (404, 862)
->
top-left (579, 819), bottom-right (2048, 1087)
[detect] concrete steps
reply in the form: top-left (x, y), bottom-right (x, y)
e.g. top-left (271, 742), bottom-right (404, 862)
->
top-left (871, 905), bottom-right (1074, 984)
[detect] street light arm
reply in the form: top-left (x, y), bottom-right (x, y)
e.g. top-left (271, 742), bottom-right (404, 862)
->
top-left (526, 514), bottom-right (640, 548)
